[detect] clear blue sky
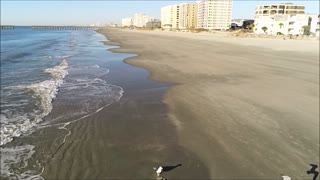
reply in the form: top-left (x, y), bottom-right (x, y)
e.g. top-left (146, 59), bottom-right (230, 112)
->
top-left (1, 1), bottom-right (319, 25)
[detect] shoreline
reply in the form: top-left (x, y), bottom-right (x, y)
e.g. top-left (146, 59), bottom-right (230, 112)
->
top-left (37, 29), bottom-right (210, 179)
top-left (98, 28), bottom-right (319, 179)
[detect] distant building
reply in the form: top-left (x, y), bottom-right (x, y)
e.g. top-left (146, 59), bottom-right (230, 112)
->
top-left (242, 20), bottom-right (255, 29)
top-left (197, 0), bottom-right (233, 30)
top-left (160, 3), bottom-right (197, 29)
top-left (161, 4), bottom-right (179, 29)
top-left (309, 14), bottom-right (320, 37)
top-left (179, 3), bottom-right (198, 29)
top-left (132, 13), bottom-right (154, 27)
top-left (231, 19), bottom-right (254, 29)
top-left (255, 3), bottom-right (305, 19)
top-left (146, 19), bottom-right (161, 28)
top-left (231, 19), bottom-right (246, 27)
top-left (121, 17), bottom-right (132, 27)
top-left (254, 14), bottom-right (319, 36)
top-left (161, 5), bottom-right (174, 29)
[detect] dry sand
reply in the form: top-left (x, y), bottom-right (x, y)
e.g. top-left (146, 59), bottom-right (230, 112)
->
top-left (99, 29), bottom-right (319, 179)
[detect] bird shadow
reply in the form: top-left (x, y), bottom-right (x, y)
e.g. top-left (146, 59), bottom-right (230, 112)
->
top-left (162, 163), bottom-right (182, 172)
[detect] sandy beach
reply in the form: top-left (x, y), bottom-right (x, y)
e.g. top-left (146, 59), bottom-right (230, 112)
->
top-left (33, 38), bottom-right (210, 179)
top-left (98, 29), bottom-right (319, 179)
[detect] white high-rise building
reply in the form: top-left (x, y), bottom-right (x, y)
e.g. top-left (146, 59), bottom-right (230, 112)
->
top-left (121, 17), bottom-right (132, 27)
top-left (179, 3), bottom-right (198, 29)
top-left (161, 3), bottom-right (197, 29)
top-left (160, 5), bottom-right (172, 29)
top-left (132, 13), bottom-right (154, 27)
top-left (161, 5), bottom-right (176, 29)
top-left (197, 0), bottom-right (232, 30)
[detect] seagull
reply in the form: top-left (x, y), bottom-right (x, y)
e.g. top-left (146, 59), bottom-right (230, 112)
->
top-left (282, 175), bottom-right (291, 180)
top-left (155, 166), bottom-right (163, 177)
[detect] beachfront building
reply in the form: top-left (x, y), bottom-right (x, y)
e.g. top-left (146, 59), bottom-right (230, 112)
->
top-left (231, 19), bottom-right (254, 29)
top-left (160, 4), bottom-right (181, 29)
top-left (121, 17), bottom-right (132, 27)
top-left (254, 3), bottom-right (305, 19)
top-left (254, 14), bottom-right (320, 36)
top-left (132, 13), bottom-right (154, 27)
top-left (121, 13), bottom-right (154, 28)
top-left (254, 15), bottom-right (290, 35)
top-left (316, 15), bottom-right (320, 37)
top-left (179, 3), bottom-right (198, 29)
top-left (161, 5), bottom-right (174, 29)
top-left (310, 14), bottom-right (320, 37)
top-left (161, 3), bottom-right (197, 29)
top-left (146, 19), bottom-right (161, 28)
top-left (197, 0), bottom-right (233, 30)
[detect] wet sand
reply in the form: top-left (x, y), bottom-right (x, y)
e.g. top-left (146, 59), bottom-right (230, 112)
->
top-left (98, 29), bottom-right (319, 179)
top-left (28, 37), bottom-right (209, 179)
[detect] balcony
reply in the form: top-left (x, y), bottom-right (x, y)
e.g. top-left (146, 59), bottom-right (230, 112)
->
top-left (270, 10), bottom-right (277, 14)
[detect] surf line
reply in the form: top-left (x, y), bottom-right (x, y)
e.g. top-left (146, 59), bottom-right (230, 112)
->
top-left (37, 98), bottom-right (122, 179)
top-left (37, 113), bottom-right (93, 179)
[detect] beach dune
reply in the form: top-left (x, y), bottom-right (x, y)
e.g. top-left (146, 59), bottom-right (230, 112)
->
top-left (99, 29), bottom-right (319, 179)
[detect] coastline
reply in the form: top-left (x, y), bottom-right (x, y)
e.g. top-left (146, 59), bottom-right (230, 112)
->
top-left (37, 29), bottom-right (210, 179)
top-left (98, 28), bottom-right (319, 179)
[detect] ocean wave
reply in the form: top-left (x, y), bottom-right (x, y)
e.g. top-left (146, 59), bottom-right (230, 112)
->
top-left (0, 144), bottom-right (43, 180)
top-left (52, 75), bottom-right (123, 117)
top-left (0, 60), bottom-right (68, 146)
top-left (55, 55), bottom-right (71, 59)
top-left (44, 59), bottom-right (68, 79)
top-left (39, 56), bottom-right (52, 60)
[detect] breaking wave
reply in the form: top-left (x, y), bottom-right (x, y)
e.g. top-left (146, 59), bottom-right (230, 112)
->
top-left (0, 60), bottom-right (68, 146)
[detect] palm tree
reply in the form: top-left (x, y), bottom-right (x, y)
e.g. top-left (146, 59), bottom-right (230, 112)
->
top-left (279, 23), bottom-right (284, 29)
top-left (302, 25), bottom-right (311, 35)
top-left (262, 26), bottom-right (268, 34)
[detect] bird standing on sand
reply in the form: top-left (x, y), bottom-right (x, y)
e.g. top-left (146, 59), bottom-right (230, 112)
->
top-left (282, 175), bottom-right (291, 180)
top-left (155, 166), bottom-right (163, 177)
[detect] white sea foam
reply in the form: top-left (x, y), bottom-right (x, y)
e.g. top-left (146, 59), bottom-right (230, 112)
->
top-left (0, 145), bottom-right (36, 178)
top-left (39, 56), bottom-right (52, 60)
top-left (55, 55), bottom-right (71, 59)
top-left (1, 63), bottom-right (124, 180)
top-left (90, 65), bottom-right (100, 68)
top-left (0, 144), bottom-right (44, 180)
top-left (44, 59), bottom-right (68, 79)
top-left (0, 60), bottom-right (68, 146)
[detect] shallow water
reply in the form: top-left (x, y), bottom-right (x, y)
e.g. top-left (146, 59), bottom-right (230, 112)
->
top-left (0, 27), bottom-right (124, 179)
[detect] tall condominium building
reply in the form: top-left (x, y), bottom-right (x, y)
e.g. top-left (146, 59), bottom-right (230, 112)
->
top-left (121, 17), bottom-right (132, 27)
top-left (161, 5), bottom-right (174, 28)
top-left (160, 6), bottom-right (173, 28)
top-left (161, 4), bottom-right (179, 29)
top-left (161, 3), bottom-right (197, 29)
top-left (197, 0), bottom-right (232, 30)
top-left (179, 3), bottom-right (198, 29)
top-left (132, 13), bottom-right (154, 27)
top-left (254, 3), bottom-right (305, 19)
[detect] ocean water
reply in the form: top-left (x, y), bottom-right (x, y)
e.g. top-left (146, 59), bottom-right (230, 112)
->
top-left (0, 27), bottom-right (124, 179)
